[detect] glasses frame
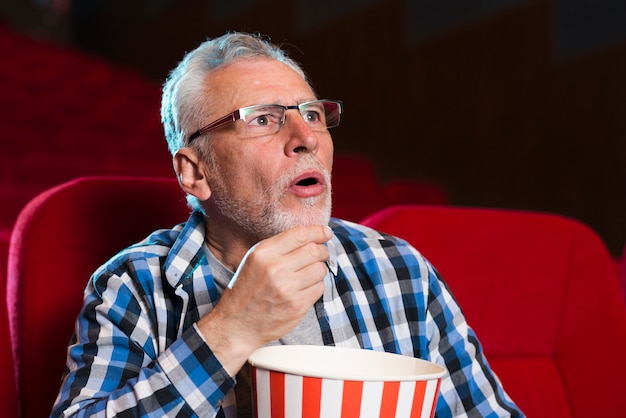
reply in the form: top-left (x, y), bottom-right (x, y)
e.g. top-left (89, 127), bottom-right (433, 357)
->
top-left (187, 99), bottom-right (343, 144)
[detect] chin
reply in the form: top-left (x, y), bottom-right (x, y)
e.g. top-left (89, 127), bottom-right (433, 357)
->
top-left (270, 201), bottom-right (331, 233)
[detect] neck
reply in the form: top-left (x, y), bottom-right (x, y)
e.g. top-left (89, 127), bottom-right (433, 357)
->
top-left (203, 214), bottom-right (260, 272)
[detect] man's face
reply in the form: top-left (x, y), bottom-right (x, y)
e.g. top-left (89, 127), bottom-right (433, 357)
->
top-left (199, 58), bottom-right (334, 240)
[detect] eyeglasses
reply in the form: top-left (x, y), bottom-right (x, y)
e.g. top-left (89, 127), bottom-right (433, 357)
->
top-left (187, 99), bottom-right (343, 144)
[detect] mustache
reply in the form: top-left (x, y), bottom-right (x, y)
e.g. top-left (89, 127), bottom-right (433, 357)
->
top-left (275, 156), bottom-right (331, 191)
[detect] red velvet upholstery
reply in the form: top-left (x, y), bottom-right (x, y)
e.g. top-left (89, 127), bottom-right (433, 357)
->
top-left (0, 258), bottom-right (18, 418)
top-left (6, 176), bottom-right (190, 418)
top-left (0, 25), bottom-right (172, 278)
top-left (361, 205), bottom-right (626, 418)
top-left (381, 179), bottom-right (448, 207)
top-left (331, 154), bottom-right (382, 221)
top-left (331, 154), bottom-right (449, 222)
top-left (621, 247), bottom-right (626, 302)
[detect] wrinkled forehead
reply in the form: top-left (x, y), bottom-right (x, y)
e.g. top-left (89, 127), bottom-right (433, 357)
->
top-left (201, 58), bottom-right (317, 116)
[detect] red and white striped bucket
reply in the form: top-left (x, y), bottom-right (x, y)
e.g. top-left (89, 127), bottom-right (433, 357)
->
top-left (248, 345), bottom-right (445, 418)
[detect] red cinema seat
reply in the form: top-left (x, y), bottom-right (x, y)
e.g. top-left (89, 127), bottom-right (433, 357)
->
top-left (380, 179), bottom-right (448, 207)
top-left (6, 176), bottom-right (190, 418)
top-left (621, 246), bottom-right (626, 302)
top-left (331, 154), bottom-right (382, 222)
top-left (0, 258), bottom-right (18, 418)
top-left (331, 155), bottom-right (449, 222)
top-left (361, 205), bottom-right (626, 418)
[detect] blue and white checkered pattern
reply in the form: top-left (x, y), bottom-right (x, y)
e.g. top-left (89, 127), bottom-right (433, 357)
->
top-left (51, 211), bottom-right (522, 417)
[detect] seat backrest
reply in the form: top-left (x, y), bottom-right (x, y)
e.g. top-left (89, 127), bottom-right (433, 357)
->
top-left (331, 155), bottom-right (449, 222)
top-left (6, 176), bottom-right (189, 418)
top-left (621, 246), bottom-right (626, 302)
top-left (331, 154), bottom-right (382, 222)
top-left (0, 258), bottom-right (18, 417)
top-left (361, 205), bottom-right (626, 418)
top-left (380, 179), bottom-right (448, 208)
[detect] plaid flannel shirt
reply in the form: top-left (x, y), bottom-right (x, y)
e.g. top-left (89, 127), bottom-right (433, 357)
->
top-left (51, 211), bottom-right (522, 417)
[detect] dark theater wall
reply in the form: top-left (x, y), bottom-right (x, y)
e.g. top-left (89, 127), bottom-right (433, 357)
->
top-left (2, 0), bottom-right (625, 255)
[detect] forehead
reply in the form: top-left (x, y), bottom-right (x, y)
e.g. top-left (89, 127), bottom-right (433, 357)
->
top-left (203, 58), bottom-right (316, 112)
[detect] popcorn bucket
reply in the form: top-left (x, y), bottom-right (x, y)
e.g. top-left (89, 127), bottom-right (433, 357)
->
top-left (247, 345), bottom-right (446, 418)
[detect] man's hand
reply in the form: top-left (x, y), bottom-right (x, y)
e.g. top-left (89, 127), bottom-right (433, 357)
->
top-left (196, 224), bottom-right (333, 375)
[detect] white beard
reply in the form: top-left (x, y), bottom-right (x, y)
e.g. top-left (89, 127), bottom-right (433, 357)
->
top-left (209, 155), bottom-right (332, 240)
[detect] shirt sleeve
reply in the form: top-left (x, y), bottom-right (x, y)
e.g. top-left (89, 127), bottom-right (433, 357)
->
top-left (50, 270), bottom-right (235, 418)
top-left (424, 268), bottom-right (524, 417)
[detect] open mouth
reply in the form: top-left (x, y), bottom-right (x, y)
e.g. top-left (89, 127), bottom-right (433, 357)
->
top-left (296, 177), bottom-right (319, 186)
top-left (289, 171), bottom-right (326, 198)
top-left (292, 171), bottom-right (325, 187)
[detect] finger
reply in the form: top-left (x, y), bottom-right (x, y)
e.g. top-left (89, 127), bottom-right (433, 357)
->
top-left (264, 225), bottom-right (333, 257)
top-left (228, 243), bottom-right (329, 290)
top-left (228, 226), bottom-right (332, 289)
top-left (290, 261), bottom-right (329, 291)
top-left (275, 241), bottom-right (330, 274)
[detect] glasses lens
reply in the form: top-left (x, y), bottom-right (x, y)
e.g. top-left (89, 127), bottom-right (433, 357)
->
top-left (299, 100), bottom-right (342, 130)
top-left (321, 101), bottom-right (342, 128)
top-left (241, 105), bottom-right (285, 136)
top-left (299, 101), bottom-right (328, 129)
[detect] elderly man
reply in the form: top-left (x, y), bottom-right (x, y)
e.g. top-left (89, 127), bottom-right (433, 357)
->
top-left (52, 32), bottom-right (522, 417)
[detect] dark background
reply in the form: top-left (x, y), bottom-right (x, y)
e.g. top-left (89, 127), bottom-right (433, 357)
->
top-left (1, 0), bottom-right (624, 256)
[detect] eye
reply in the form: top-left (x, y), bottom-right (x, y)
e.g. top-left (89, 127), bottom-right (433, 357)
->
top-left (301, 102), bottom-right (328, 126)
top-left (302, 110), bottom-right (322, 124)
top-left (246, 107), bottom-right (283, 128)
top-left (252, 114), bottom-right (271, 126)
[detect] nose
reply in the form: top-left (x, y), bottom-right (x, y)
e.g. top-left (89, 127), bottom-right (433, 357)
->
top-left (282, 110), bottom-right (320, 156)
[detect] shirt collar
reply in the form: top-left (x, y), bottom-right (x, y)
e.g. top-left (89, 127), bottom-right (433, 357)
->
top-left (326, 237), bottom-right (339, 276)
top-left (164, 211), bottom-right (340, 286)
top-left (164, 210), bottom-right (208, 287)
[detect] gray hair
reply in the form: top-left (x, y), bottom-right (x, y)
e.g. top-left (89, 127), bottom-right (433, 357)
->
top-left (161, 32), bottom-right (309, 156)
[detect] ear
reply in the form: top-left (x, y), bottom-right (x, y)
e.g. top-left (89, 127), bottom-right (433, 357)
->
top-left (173, 148), bottom-right (212, 202)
